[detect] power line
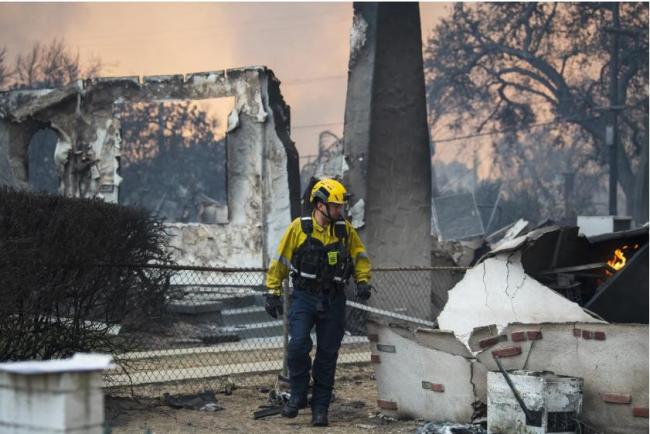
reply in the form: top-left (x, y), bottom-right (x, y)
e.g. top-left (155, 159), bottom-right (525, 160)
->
top-left (432, 120), bottom-right (558, 144)
top-left (292, 121), bottom-right (343, 131)
top-left (282, 75), bottom-right (346, 86)
top-left (437, 117), bottom-right (598, 190)
top-left (432, 115), bottom-right (599, 144)
top-left (290, 116), bottom-right (589, 141)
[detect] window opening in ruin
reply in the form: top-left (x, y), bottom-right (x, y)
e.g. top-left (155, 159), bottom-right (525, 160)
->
top-left (28, 127), bottom-right (59, 195)
top-left (114, 97), bottom-right (234, 224)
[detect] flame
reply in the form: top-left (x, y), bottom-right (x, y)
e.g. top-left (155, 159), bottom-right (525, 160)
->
top-left (606, 244), bottom-right (639, 272)
top-left (608, 248), bottom-right (627, 271)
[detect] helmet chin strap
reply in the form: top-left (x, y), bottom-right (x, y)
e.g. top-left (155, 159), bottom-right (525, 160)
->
top-left (316, 203), bottom-right (334, 222)
top-left (316, 202), bottom-right (343, 224)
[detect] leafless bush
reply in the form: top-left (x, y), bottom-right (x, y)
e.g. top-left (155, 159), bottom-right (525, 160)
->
top-left (0, 188), bottom-right (174, 361)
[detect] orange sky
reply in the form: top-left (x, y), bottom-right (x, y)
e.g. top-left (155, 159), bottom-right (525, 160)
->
top-left (0, 2), bottom-right (451, 159)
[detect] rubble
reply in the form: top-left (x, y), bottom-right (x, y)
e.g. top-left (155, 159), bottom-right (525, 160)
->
top-left (163, 390), bottom-right (224, 411)
top-left (487, 370), bottom-right (583, 434)
top-left (415, 422), bottom-right (486, 434)
top-left (369, 224), bottom-right (649, 434)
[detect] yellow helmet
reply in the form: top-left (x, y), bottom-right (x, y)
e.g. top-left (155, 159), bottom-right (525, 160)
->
top-left (310, 178), bottom-right (349, 205)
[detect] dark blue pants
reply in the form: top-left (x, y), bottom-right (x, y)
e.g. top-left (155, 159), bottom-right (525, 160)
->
top-left (287, 288), bottom-right (346, 410)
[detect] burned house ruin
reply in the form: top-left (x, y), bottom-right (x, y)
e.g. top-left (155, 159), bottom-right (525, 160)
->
top-left (0, 67), bottom-right (301, 267)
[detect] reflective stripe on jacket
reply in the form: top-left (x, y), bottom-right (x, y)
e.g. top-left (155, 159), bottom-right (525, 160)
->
top-left (265, 214), bottom-right (371, 296)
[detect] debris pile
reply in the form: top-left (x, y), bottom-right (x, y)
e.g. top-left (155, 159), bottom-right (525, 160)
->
top-left (163, 390), bottom-right (224, 412)
top-left (369, 223), bottom-right (649, 434)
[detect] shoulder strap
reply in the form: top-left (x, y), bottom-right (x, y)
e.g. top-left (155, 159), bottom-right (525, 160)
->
top-left (334, 219), bottom-right (350, 260)
top-left (300, 216), bottom-right (313, 236)
top-left (333, 219), bottom-right (347, 239)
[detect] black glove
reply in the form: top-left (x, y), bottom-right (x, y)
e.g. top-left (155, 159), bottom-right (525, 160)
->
top-left (355, 282), bottom-right (372, 301)
top-left (264, 294), bottom-right (283, 319)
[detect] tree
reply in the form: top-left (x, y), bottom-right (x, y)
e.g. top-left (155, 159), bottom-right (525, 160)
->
top-left (425, 3), bottom-right (648, 223)
top-left (5, 39), bottom-right (104, 194)
top-left (5, 39), bottom-right (227, 221)
top-left (115, 100), bottom-right (227, 222)
top-left (474, 179), bottom-right (544, 229)
top-left (12, 38), bottom-right (101, 89)
top-left (0, 47), bottom-right (11, 88)
top-left (433, 160), bottom-right (476, 194)
top-left (493, 124), bottom-right (605, 220)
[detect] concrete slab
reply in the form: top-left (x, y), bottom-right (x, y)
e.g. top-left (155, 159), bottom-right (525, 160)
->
top-left (437, 252), bottom-right (602, 347)
top-left (413, 328), bottom-right (473, 358)
top-left (221, 306), bottom-right (269, 326)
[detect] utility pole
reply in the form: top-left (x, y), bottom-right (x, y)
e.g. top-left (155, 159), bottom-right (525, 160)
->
top-left (562, 171), bottom-right (575, 225)
top-left (472, 148), bottom-right (478, 192)
top-left (607, 3), bottom-right (620, 216)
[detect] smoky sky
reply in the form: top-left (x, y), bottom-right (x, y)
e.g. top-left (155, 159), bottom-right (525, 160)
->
top-left (0, 2), bottom-right (449, 158)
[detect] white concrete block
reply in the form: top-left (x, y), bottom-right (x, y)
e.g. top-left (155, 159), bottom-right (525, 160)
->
top-left (0, 372), bottom-right (104, 433)
top-left (0, 354), bottom-right (110, 434)
top-left (368, 322), bottom-right (477, 422)
top-left (487, 370), bottom-right (583, 434)
top-left (577, 215), bottom-right (632, 237)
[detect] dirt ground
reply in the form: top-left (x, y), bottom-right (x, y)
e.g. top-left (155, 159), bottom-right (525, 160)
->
top-left (105, 364), bottom-right (423, 434)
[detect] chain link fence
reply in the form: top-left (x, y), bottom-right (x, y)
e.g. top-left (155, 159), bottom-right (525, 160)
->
top-left (104, 265), bottom-right (466, 395)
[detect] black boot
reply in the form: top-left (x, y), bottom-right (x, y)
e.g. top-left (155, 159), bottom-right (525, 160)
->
top-left (311, 407), bottom-right (329, 427)
top-left (281, 395), bottom-right (307, 418)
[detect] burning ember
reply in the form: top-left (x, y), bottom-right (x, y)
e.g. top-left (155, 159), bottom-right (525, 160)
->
top-left (607, 244), bottom-right (640, 272)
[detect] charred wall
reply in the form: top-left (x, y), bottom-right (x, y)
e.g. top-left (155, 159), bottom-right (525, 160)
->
top-left (0, 67), bottom-right (300, 268)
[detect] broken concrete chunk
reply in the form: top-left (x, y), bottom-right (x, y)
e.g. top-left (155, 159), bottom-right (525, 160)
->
top-left (437, 251), bottom-right (603, 348)
top-left (481, 225), bottom-right (560, 260)
top-left (227, 108), bottom-right (240, 132)
top-left (470, 360), bottom-right (488, 405)
top-left (489, 218), bottom-right (529, 250)
top-left (467, 325), bottom-right (501, 353)
top-left (413, 328), bottom-right (473, 358)
top-left (349, 199), bottom-right (365, 229)
top-left (475, 338), bottom-right (534, 373)
top-left (368, 322), bottom-right (478, 423)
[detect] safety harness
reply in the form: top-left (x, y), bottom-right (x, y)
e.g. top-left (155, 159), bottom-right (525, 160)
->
top-left (291, 216), bottom-right (353, 294)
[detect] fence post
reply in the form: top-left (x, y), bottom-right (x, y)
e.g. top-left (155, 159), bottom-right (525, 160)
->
top-left (281, 280), bottom-right (290, 380)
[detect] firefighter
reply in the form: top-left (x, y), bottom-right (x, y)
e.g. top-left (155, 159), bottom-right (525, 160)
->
top-left (264, 178), bottom-right (372, 427)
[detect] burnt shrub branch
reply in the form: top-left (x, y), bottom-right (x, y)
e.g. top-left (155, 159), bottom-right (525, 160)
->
top-left (0, 188), bottom-right (174, 361)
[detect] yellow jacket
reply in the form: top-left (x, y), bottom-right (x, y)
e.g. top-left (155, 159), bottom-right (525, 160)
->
top-left (266, 214), bottom-right (371, 296)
